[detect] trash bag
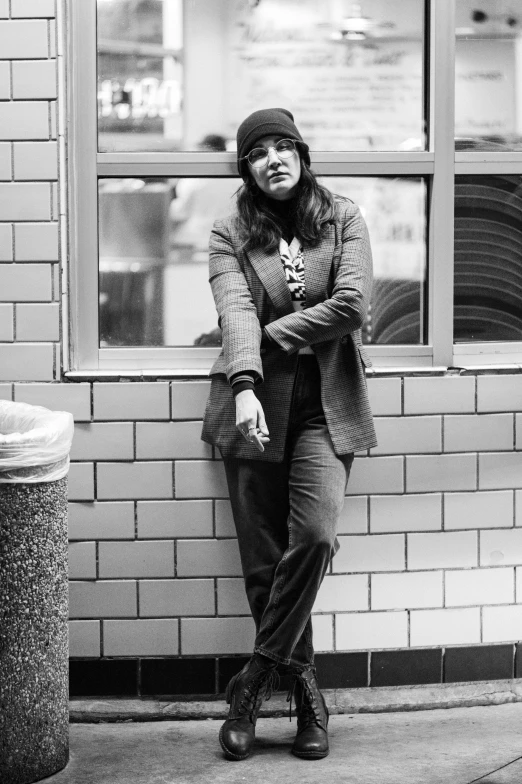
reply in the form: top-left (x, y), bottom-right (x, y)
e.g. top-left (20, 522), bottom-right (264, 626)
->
top-left (0, 400), bottom-right (74, 483)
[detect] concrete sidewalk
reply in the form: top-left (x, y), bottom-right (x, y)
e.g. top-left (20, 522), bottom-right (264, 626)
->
top-left (40, 703), bottom-right (522, 784)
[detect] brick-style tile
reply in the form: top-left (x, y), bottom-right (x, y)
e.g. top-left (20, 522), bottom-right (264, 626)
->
top-left (14, 382), bottom-right (91, 420)
top-left (0, 383), bottom-right (12, 400)
top-left (99, 541), bottom-right (174, 578)
top-left (69, 580), bottom-right (137, 619)
top-left (67, 463), bottom-right (94, 501)
top-left (479, 452), bottom-right (522, 490)
top-left (14, 141), bottom-right (58, 180)
top-left (0, 20), bottom-right (48, 58)
top-left (408, 531), bottom-right (477, 570)
top-left (482, 606), bottom-right (522, 643)
top-left (444, 414), bottom-right (513, 453)
top-left (404, 377), bottom-right (475, 415)
top-left (181, 617), bottom-right (255, 655)
top-left (0, 182), bottom-right (50, 219)
top-left (141, 658), bottom-right (215, 697)
top-left (337, 495), bottom-right (368, 534)
top-left (137, 500), bottom-right (213, 539)
top-left (346, 456), bottom-right (404, 495)
top-left (14, 222), bottom-right (58, 261)
top-left (315, 652), bottom-right (369, 688)
top-left (516, 567), bottom-right (522, 602)
top-left (136, 421), bottom-right (211, 459)
top-left (139, 579), bottom-right (215, 617)
top-left (366, 377), bottom-right (402, 416)
top-left (175, 460), bottom-right (228, 499)
top-left (480, 529), bottom-right (522, 567)
top-left (215, 500), bottom-right (236, 537)
top-left (444, 491), bottom-right (514, 530)
top-left (312, 614), bottom-right (334, 651)
top-left (0, 102), bottom-right (49, 140)
top-left (371, 416), bottom-right (441, 455)
top-left (171, 381), bottom-right (210, 419)
top-left (97, 462), bottom-right (173, 500)
top-left (11, 0), bottom-right (56, 17)
top-left (93, 382), bottom-right (170, 421)
top-left (370, 493), bottom-right (442, 533)
top-left (0, 139), bottom-right (10, 174)
top-left (313, 574), bottom-right (369, 612)
top-left (371, 649), bottom-right (442, 687)
top-left (477, 375), bottom-right (522, 413)
top-left (12, 60), bottom-right (57, 99)
top-left (71, 423), bottom-right (134, 461)
top-left (217, 578), bottom-right (250, 615)
top-left (68, 502), bottom-right (135, 541)
top-left (0, 303), bottom-right (13, 340)
top-left (0, 264), bottom-right (52, 301)
top-left (410, 608), bottom-right (480, 647)
top-left (371, 571), bottom-right (443, 610)
top-left (0, 344), bottom-right (53, 381)
top-left (334, 534), bottom-right (405, 573)
top-left (336, 611), bottom-right (408, 650)
top-left (444, 645), bottom-right (514, 683)
top-left (15, 303), bottom-right (60, 341)
top-left (68, 620), bottom-right (100, 658)
top-left (0, 223), bottom-right (12, 260)
top-left (445, 567), bottom-right (514, 606)
top-left (406, 454), bottom-right (476, 493)
top-left (217, 657), bottom-right (251, 693)
top-left (516, 415), bottom-right (522, 451)
top-left (69, 542), bottom-right (96, 580)
top-left (177, 539), bottom-right (241, 577)
top-left (103, 619), bottom-right (179, 657)
top-left (0, 4), bottom-right (7, 22)
top-left (69, 660), bottom-right (137, 697)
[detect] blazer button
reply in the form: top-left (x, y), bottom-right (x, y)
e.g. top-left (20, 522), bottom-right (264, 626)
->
top-left (340, 336), bottom-right (348, 345)
top-left (260, 348), bottom-right (266, 355)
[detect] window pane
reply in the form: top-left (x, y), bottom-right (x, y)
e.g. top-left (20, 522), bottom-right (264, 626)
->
top-left (98, 176), bottom-right (426, 348)
top-left (456, 1), bottom-right (522, 150)
top-left (97, 0), bottom-right (425, 153)
top-left (455, 175), bottom-right (522, 341)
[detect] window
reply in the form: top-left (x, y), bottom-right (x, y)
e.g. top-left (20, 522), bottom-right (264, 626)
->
top-left (70, 0), bottom-right (516, 372)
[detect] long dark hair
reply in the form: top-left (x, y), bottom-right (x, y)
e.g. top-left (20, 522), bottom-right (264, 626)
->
top-left (236, 157), bottom-right (335, 252)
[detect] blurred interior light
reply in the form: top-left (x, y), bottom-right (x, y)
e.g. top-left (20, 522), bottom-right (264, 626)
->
top-left (332, 2), bottom-right (372, 41)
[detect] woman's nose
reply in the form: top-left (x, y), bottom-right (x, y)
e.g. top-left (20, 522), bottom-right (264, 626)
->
top-left (267, 147), bottom-right (281, 166)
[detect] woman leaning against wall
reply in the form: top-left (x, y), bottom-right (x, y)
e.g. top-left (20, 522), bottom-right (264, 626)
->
top-left (202, 108), bottom-right (377, 761)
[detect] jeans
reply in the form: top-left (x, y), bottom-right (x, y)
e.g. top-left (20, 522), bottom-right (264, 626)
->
top-left (222, 355), bottom-right (354, 669)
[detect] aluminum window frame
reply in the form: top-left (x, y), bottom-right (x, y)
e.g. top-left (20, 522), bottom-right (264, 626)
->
top-left (65, 0), bottom-right (493, 375)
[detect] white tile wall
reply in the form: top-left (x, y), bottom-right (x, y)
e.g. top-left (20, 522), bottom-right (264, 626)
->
top-left (4, 10), bottom-right (522, 666)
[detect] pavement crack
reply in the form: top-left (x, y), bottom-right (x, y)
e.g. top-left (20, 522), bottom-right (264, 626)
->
top-left (465, 754), bottom-right (522, 783)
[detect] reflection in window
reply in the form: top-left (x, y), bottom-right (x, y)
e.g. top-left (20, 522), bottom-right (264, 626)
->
top-left (455, 175), bottom-right (522, 341)
top-left (98, 176), bottom-right (427, 348)
top-left (97, 0), bottom-right (425, 153)
top-left (456, 0), bottom-right (522, 150)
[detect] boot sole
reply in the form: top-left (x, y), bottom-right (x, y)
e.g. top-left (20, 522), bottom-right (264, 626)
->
top-left (219, 725), bottom-right (251, 761)
top-left (291, 748), bottom-right (329, 760)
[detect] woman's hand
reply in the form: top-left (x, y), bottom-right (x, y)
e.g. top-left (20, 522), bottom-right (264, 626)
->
top-left (235, 390), bottom-right (270, 453)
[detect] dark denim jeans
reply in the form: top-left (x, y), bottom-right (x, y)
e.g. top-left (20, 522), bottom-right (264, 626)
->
top-left (222, 355), bottom-right (354, 670)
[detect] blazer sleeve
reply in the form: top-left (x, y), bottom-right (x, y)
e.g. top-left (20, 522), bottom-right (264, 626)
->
top-left (208, 219), bottom-right (263, 382)
top-left (263, 202), bottom-right (372, 354)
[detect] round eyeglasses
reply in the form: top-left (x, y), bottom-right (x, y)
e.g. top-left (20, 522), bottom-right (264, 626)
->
top-left (241, 138), bottom-right (298, 169)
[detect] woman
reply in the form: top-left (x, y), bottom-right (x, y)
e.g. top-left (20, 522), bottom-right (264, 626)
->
top-left (202, 108), bottom-right (377, 761)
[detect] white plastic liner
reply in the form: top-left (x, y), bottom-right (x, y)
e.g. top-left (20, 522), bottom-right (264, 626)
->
top-left (0, 400), bottom-right (74, 483)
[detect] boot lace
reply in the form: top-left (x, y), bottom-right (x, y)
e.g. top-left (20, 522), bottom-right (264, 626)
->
top-left (286, 671), bottom-right (325, 730)
top-left (232, 668), bottom-right (280, 723)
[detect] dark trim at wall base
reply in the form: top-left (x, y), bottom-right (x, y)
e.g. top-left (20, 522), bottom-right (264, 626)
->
top-left (69, 643), bottom-right (522, 698)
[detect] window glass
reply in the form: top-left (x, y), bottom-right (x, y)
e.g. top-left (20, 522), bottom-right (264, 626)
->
top-left (456, 0), bottom-right (522, 150)
top-left (98, 176), bottom-right (427, 347)
top-left (454, 174), bottom-right (522, 341)
top-left (97, 0), bottom-right (426, 153)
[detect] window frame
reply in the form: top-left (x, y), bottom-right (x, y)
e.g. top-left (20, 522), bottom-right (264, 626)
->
top-left (66, 0), bottom-right (522, 376)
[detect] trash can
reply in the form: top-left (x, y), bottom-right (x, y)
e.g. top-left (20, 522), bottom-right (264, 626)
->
top-left (0, 401), bottom-right (74, 784)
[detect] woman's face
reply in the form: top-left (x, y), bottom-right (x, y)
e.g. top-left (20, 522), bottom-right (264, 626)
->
top-left (248, 135), bottom-right (302, 201)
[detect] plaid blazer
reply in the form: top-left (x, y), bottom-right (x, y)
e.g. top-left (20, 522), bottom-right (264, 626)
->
top-left (201, 196), bottom-right (377, 462)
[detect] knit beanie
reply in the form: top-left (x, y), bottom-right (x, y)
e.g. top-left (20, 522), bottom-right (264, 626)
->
top-left (236, 108), bottom-right (310, 180)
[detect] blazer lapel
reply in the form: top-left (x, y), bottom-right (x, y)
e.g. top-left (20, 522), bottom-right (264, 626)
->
top-left (303, 222), bottom-right (337, 307)
top-left (247, 245), bottom-right (294, 317)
